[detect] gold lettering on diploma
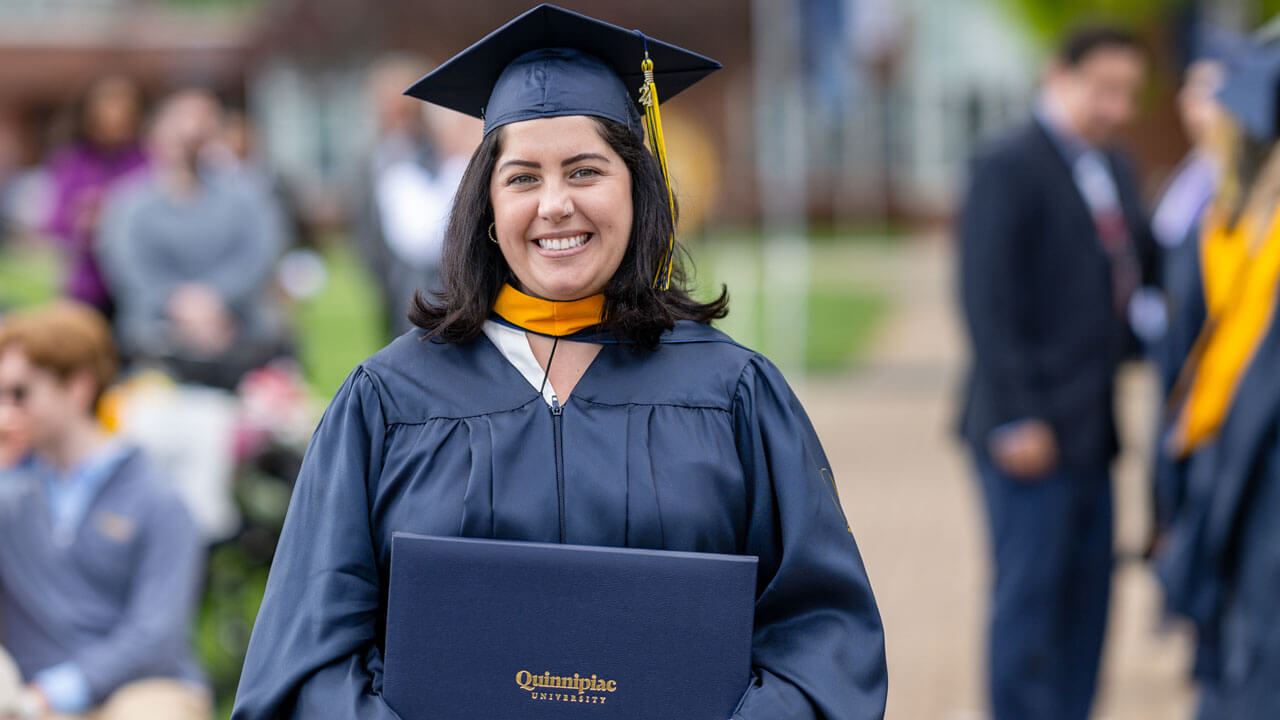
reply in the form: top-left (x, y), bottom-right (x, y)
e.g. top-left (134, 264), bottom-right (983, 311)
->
top-left (515, 670), bottom-right (618, 705)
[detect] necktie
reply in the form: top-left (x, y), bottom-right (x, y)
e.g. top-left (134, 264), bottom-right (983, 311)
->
top-left (1074, 151), bottom-right (1140, 317)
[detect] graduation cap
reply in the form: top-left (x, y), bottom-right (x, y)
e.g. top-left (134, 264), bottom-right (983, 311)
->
top-left (404, 3), bottom-right (722, 289)
top-left (1216, 42), bottom-right (1280, 142)
top-left (404, 4), bottom-right (720, 135)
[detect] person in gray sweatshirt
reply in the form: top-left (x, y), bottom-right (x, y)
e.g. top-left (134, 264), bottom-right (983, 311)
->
top-left (96, 89), bottom-right (288, 391)
top-left (0, 302), bottom-right (207, 720)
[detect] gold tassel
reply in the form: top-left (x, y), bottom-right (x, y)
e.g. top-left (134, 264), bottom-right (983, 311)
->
top-left (639, 52), bottom-right (678, 290)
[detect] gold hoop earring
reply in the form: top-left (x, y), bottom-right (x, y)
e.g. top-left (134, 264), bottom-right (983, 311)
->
top-left (488, 222), bottom-right (499, 244)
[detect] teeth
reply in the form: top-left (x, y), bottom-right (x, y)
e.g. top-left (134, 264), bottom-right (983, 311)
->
top-left (537, 233), bottom-right (590, 251)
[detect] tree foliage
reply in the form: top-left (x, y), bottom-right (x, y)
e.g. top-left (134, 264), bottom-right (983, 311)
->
top-left (997, 0), bottom-right (1280, 44)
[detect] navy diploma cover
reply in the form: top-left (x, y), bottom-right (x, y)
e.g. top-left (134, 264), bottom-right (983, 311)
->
top-left (383, 533), bottom-right (757, 719)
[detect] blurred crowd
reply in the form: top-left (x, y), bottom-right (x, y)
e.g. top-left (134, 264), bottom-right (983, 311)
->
top-left (956, 18), bottom-right (1280, 720)
top-left (0, 55), bottom-right (478, 719)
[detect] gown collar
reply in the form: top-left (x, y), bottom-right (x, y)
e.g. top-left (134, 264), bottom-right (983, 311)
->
top-left (481, 320), bottom-right (558, 406)
top-left (491, 284), bottom-right (605, 338)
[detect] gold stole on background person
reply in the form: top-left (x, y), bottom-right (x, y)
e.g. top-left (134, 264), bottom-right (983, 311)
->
top-left (1170, 205), bottom-right (1280, 457)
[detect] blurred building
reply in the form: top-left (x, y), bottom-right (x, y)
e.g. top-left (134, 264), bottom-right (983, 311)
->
top-left (892, 0), bottom-right (1038, 217)
top-left (0, 0), bottom-right (251, 162)
top-left (825, 0), bottom-right (1039, 223)
top-left (0, 0), bottom-right (252, 240)
top-left (0, 0), bottom-right (1226, 232)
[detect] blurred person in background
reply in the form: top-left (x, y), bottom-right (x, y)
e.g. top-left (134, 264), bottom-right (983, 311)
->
top-left (1156, 38), bottom-right (1280, 719)
top-left (956, 26), bottom-right (1154, 720)
top-left (1152, 60), bottom-right (1226, 253)
top-left (354, 54), bottom-right (480, 339)
top-left (217, 107), bottom-right (311, 253)
top-left (1148, 54), bottom-right (1228, 552)
top-left (0, 302), bottom-right (207, 720)
top-left (43, 75), bottom-right (148, 320)
top-left (96, 89), bottom-right (288, 390)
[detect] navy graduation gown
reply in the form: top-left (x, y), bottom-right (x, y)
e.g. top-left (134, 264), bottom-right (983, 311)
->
top-left (1156, 275), bottom-right (1280, 715)
top-left (231, 321), bottom-right (887, 720)
top-left (1151, 221), bottom-right (1207, 533)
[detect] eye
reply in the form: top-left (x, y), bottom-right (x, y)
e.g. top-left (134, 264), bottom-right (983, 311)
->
top-left (570, 167), bottom-right (601, 179)
top-left (506, 173), bottom-right (537, 186)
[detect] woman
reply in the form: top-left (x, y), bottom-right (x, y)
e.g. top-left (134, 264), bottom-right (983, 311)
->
top-left (44, 75), bottom-right (148, 319)
top-left (231, 6), bottom-right (886, 719)
top-left (1154, 38), bottom-right (1280, 718)
top-left (1148, 57), bottom-right (1223, 552)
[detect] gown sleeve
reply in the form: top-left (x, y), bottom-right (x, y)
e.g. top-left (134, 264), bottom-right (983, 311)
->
top-left (231, 368), bottom-right (404, 720)
top-left (730, 355), bottom-right (888, 720)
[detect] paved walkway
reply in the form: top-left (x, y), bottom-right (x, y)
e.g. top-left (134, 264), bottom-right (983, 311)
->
top-left (791, 237), bottom-right (1195, 720)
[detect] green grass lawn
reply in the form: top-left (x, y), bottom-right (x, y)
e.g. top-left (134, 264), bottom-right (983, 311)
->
top-left (292, 243), bottom-right (386, 399)
top-left (806, 286), bottom-right (887, 371)
top-left (689, 233), bottom-right (888, 376)
top-left (0, 242), bottom-right (59, 309)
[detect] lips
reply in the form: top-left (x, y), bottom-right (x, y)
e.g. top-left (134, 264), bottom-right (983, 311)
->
top-left (535, 233), bottom-right (591, 251)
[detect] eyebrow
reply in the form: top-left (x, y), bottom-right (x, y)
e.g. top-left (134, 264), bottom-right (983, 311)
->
top-left (562, 152), bottom-right (609, 166)
top-left (498, 159), bottom-right (540, 172)
top-left (497, 153), bottom-right (611, 173)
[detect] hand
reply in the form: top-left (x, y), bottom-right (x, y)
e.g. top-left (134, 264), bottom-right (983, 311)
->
top-left (988, 419), bottom-right (1058, 480)
top-left (167, 284), bottom-right (237, 357)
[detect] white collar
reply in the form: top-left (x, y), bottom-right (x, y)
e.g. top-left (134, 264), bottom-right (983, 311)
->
top-left (482, 320), bottom-right (557, 406)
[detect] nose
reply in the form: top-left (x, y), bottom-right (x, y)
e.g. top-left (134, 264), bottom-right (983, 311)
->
top-left (537, 178), bottom-right (574, 224)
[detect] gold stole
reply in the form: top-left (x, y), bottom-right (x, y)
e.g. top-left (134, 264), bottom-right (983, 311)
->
top-left (1171, 207), bottom-right (1280, 456)
top-left (491, 284), bottom-right (605, 337)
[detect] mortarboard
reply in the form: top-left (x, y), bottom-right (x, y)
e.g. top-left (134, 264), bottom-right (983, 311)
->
top-left (1216, 42), bottom-right (1280, 142)
top-left (404, 4), bottom-right (720, 137)
top-left (404, 3), bottom-right (722, 289)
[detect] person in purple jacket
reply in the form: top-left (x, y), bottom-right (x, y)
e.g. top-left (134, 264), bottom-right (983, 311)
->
top-left (0, 302), bottom-right (207, 720)
top-left (43, 75), bottom-right (148, 320)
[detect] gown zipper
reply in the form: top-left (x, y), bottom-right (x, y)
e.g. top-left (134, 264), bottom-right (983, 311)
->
top-left (551, 394), bottom-right (566, 542)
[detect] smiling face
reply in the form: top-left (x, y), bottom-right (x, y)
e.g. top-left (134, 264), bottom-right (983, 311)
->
top-left (489, 115), bottom-right (633, 301)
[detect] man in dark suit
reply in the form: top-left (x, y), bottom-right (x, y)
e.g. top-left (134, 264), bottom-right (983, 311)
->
top-left (957, 27), bottom-right (1154, 720)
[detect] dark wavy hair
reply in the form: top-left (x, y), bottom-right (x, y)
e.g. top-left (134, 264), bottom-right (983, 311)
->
top-left (408, 116), bottom-right (728, 349)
